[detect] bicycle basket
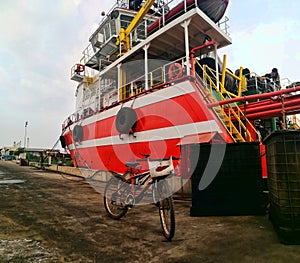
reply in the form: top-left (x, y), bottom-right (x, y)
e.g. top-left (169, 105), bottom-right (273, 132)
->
top-left (148, 157), bottom-right (175, 179)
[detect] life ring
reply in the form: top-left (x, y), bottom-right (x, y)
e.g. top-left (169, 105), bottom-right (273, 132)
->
top-left (72, 125), bottom-right (84, 142)
top-left (115, 107), bottom-right (137, 134)
top-left (75, 64), bottom-right (85, 73)
top-left (168, 63), bottom-right (183, 80)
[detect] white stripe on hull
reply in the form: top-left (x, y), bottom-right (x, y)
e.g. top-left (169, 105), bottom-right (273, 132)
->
top-left (73, 81), bottom-right (195, 128)
top-left (68, 120), bottom-right (221, 150)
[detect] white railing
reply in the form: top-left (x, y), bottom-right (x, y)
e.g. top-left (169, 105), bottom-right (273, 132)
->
top-left (218, 16), bottom-right (230, 36)
top-left (247, 72), bottom-right (282, 93)
top-left (62, 100), bottom-right (99, 130)
top-left (82, 44), bottom-right (98, 65)
top-left (119, 56), bottom-right (186, 99)
top-left (280, 78), bottom-right (292, 89)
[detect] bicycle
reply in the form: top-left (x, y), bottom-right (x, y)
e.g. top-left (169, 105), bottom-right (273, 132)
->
top-left (103, 154), bottom-right (176, 241)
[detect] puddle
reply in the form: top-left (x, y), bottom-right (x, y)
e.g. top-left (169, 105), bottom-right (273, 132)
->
top-left (0, 179), bottom-right (26, 184)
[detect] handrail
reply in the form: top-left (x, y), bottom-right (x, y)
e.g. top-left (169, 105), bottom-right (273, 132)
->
top-left (119, 56), bottom-right (186, 100)
top-left (217, 16), bottom-right (230, 36)
top-left (190, 40), bottom-right (216, 75)
top-left (221, 54), bottom-right (247, 96)
top-left (195, 59), bottom-right (237, 99)
top-left (194, 60), bottom-right (261, 142)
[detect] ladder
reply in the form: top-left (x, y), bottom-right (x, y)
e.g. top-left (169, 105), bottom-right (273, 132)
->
top-left (194, 69), bottom-right (260, 143)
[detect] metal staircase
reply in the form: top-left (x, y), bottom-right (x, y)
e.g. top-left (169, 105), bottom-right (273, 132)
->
top-left (213, 106), bottom-right (246, 142)
top-left (194, 65), bottom-right (260, 143)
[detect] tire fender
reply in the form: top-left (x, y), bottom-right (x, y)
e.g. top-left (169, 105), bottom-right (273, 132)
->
top-left (59, 135), bottom-right (66, 148)
top-left (115, 107), bottom-right (137, 134)
top-left (72, 125), bottom-right (84, 142)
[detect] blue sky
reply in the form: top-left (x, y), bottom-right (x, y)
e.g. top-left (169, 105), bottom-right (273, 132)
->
top-left (219, 0), bottom-right (300, 83)
top-left (0, 0), bottom-right (299, 148)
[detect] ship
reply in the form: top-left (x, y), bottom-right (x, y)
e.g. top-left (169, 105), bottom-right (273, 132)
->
top-left (61, 0), bottom-right (300, 184)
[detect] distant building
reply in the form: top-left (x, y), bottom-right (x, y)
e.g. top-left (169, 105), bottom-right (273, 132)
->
top-left (0, 146), bottom-right (60, 158)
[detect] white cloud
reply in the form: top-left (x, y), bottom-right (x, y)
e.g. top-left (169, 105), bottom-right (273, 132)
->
top-left (0, 0), bottom-right (111, 147)
top-left (219, 1), bottom-right (300, 83)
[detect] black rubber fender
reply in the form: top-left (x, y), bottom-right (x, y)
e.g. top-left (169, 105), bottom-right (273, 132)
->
top-left (72, 125), bottom-right (84, 142)
top-left (110, 10), bottom-right (119, 19)
top-left (115, 107), bottom-right (137, 134)
top-left (59, 135), bottom-right (66, 148)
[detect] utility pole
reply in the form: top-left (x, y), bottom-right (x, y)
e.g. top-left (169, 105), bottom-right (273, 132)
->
top-left (24, 121), bottom-right (28, 149)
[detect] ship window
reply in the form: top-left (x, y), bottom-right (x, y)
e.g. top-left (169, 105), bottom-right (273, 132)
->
top-left (120, 14), bottom-right (133, 29)
top-left (136, 23), bottom-right (146, 40)
top-left (99, 28), bottom-right (105, 42)
top-left (110, 19), bottom-right (117, 35)
top-left (104, 24), bottom-right (110, 40)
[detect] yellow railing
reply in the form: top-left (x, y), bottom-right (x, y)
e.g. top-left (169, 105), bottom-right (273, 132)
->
top-left (221, 55), bottom-right (248, 96)
top-left (150, 66), bottom-right (165, 87)
top-left (119, 63), bottom-right (168, 100)
top-left (85, 76), bottom-right (96, 86)
top-left (119, 85), bottom-right (131, 100)
top-left (194, 58), bottom-right (260, 142)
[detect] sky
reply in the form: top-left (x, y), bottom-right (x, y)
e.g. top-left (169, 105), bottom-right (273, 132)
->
top-left (219, 0), bottom-right (300, 83)
top-left (0, 0), bottom-right (299, 148)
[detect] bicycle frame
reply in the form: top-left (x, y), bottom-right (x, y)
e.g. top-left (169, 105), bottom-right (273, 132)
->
top-left (104, 155), bottom-right (176, 241)
top-left (111, 156), bottom-right (175, 206)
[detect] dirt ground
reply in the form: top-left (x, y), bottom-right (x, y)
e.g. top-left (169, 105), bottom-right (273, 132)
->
top-left (0, 161), bottom-right (299, 263)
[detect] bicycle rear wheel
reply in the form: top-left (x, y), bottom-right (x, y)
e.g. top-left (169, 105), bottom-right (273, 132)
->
top-left (156, 181), bottom-right (175, 241)
top-left (103, 177), bottom-right (129, 219)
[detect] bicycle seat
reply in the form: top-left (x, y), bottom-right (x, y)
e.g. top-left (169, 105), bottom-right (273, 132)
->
top-left (125, 161), bottom-right (140, 168)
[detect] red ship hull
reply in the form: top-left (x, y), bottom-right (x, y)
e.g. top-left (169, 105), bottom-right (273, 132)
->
top-left (63, 79), bottom-right (230, 174)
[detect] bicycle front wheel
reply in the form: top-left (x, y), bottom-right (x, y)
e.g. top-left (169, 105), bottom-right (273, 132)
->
top-left (103, 177), bottom-right (128, 219)
top-left (156, 181), bottom-right (175, 241)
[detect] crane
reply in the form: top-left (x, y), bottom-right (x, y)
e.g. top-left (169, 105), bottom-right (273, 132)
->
top-left (116, 0), bottom-right (155, 55)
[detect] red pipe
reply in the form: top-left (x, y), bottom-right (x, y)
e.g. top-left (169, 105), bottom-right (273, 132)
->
top-left (246, 105), bottom-right (300, 120)
top-left (238, 97), bottom-right (283, 109)
top-left (208, 86), bottom-right (300, 107)
top-left (235, 97), bottom-right (300, 115)
top-left (238, 94), bottom-right (300, 111)
top-left (190, 40), bottom-right (216, 76)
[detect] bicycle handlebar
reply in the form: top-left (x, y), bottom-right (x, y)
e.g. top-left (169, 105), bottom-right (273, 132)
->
top-left (139, 153), bottom-right (150, 158)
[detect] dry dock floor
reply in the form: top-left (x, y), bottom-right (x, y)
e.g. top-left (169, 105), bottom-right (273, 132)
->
top-left (0, 161), bottom-right (299, 262)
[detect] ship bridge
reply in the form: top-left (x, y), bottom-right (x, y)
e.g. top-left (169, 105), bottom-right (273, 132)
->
top-left (125, 6), bottom-right (231, 62)
top-left (71, 0), bottom-right (231, 82)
